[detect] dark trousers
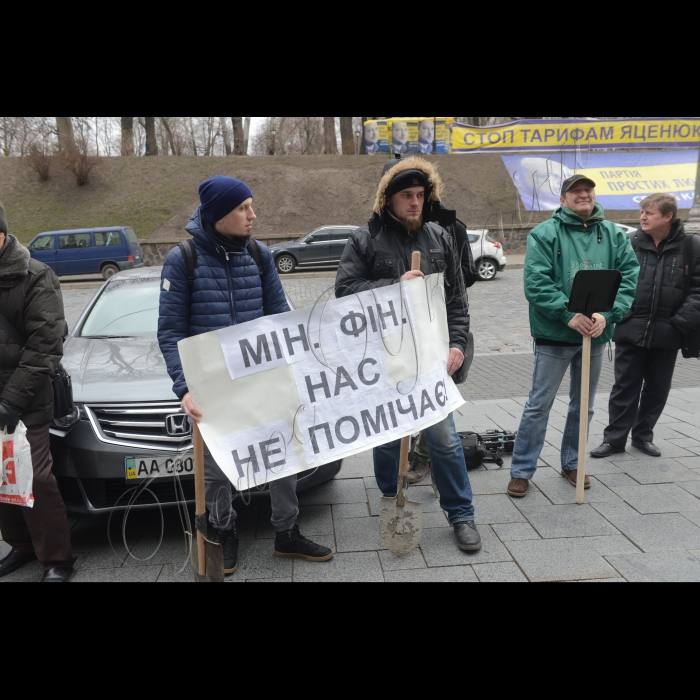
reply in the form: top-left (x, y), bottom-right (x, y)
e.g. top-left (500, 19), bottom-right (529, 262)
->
top-left (0, 424), bottom-right (76, 570)
top-left (604, 343), bottom-right (679, 448)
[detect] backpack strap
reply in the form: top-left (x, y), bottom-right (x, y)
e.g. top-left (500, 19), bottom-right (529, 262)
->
top-left (247, 238), bottom-right (265, 278)
top-left (178, 240), bottom-right (197, 292)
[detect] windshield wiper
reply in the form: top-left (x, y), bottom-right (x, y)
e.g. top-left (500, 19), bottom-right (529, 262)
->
top-left (81, 335), bottom-right (137, 340)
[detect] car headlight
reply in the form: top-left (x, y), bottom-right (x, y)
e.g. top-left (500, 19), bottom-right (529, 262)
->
top-left (51, 403), bottom-right (88, 430)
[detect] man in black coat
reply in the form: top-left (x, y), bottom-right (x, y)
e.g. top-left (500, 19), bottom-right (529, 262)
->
top-left (335, 157), bottom-right (482, 553)
top-left (0, 202), bottom-right (76, 582)
top-left (592, 194), bottom-right (700, 459)
top-left (379, 156), bottom-right (476, 484)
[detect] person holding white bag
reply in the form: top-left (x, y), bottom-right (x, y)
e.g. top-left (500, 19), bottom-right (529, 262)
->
top-left (0, 202), bottom-right (76, 583)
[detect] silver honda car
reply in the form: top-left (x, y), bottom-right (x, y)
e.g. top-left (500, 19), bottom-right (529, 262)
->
top-left (51, 267), bottom-right (342, 515)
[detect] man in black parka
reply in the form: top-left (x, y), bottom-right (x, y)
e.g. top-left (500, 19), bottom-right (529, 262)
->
top-left (0, 202), bottom-right (76, 582)
top-left (378, 156), bottom-right (476, 484)
top-left (336, 156), bottom-right (482, 554)
top-left (592, 194), bottom-right (700, 459)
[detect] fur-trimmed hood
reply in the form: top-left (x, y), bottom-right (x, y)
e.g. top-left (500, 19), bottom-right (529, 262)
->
top-left (373, 156), bottom-right (443, 216)
top-left (0, 235), bottom-right (31, 280)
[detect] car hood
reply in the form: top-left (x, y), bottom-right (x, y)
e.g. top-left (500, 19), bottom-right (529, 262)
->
top-left (63, 337), bottom-right (178, 404)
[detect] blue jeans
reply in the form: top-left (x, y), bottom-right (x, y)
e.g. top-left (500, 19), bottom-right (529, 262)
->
top-left (374, 414), bottom-right (475, 524)
top-left (511, 344), bottom-right (605, 480)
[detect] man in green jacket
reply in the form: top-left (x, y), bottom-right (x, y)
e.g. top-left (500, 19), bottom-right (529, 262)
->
top-left (507, 176), bottom-right (640, 499)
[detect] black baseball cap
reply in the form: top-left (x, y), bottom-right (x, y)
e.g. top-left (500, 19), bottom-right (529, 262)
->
top-left (561, 174), bottom-right (597, 196)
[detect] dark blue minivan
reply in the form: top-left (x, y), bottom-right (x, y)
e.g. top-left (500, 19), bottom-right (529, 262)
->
top-left (27, 227), bottom-right (145, 280)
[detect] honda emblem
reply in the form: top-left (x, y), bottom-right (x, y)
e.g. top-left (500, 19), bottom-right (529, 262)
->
top-left (166, 414), bottom-right (191, 437)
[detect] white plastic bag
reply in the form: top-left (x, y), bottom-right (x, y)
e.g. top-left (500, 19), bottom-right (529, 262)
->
top-left (1, 423), bottom-right (34, 509)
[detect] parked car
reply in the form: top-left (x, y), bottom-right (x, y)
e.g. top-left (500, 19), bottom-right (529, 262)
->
top-left (616, 224), bottom-right (638, 235)
top-left (468, 230), bottom-right (508, 281)
top-left (27, 227), bottom-right (145, 280)
top-left (270, 226), bottom-right (359, 274)
top-left (50, 268), bottom-right (342, 515)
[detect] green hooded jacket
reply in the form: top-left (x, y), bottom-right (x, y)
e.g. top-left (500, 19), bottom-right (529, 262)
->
top-left (525, 204), bottom-right (640, 345)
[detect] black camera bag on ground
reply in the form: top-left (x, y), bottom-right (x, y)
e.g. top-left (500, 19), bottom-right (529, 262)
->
top-left (459, 432), bottom-right (490, 471)
top-left (459, 430), bottom-right (518, 470)
top-left (410, 429), bottom-right (517, 471)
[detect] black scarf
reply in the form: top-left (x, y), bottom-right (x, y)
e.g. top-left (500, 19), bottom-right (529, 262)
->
top-left (203, 217), bottom-right (250, 254)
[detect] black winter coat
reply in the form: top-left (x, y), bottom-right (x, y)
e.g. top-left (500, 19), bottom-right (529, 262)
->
top-left (335, 213), bottom-right (471, 353)
top-left (0, 236), bottom-right (64, 426)
top-left (613, 221), bottom-right (700, 350)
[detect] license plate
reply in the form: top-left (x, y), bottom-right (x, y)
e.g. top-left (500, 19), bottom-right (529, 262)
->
top-left (125, 455), bottom-right (194, 481)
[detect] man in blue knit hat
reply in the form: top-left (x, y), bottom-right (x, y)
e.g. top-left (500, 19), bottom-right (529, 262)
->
top-left (158, 176), bottom-right (334, 576)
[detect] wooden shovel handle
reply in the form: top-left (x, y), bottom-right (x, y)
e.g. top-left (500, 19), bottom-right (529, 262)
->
top-left (398, 252), bottom-right (422, 483)
top-left (193, 422), bottom-right (207, 576)
top-left (412, 251), bottom-right (422, 274)
top-left (576, 336), bottom-right (592, 505)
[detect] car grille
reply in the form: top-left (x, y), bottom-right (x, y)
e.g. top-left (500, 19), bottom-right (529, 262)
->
top-left (86, 402), bottom-right (192, 451)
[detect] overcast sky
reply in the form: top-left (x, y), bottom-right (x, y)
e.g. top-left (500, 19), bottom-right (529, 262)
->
top-left (249, 117), bottom-right (264, 138)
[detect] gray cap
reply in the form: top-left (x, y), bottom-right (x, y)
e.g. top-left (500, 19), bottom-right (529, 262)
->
top-left (0, 202), bottom-right (7, 235)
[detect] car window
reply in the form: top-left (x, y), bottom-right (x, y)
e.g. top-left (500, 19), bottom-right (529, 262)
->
top-left (309, 233), bottom-right (333, 243)
top-left (79, 279), bottom-right (160, 338)
top-left (59, 233), bottom-right (92, 250)
top-left (468, 235), bottom-right (481, 244)
top-left (30, 236), bottom-right (55, 252)
top-left (123, 227), bottom-right (139, 244)
top-left (94, 231), bottom-right (123, 247)
top-left (330, 230), bottom-right (351, 241)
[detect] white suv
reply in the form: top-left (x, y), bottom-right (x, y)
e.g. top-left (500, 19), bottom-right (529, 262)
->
top-left (468, 230), bottom-right (508, 281)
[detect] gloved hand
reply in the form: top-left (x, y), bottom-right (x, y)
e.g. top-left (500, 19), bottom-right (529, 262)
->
top-left (0, 401), bottom-right (22, 431)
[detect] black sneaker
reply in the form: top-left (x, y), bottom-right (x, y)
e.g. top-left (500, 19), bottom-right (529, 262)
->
top-left (274, 525), bottom-right (334, 562)
top-left (218, 528), bottom-right (239, 576)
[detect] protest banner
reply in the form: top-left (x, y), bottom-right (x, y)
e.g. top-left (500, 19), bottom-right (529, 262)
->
top-left (178, 275), bottom-right (464, 493)
top-left (503, 149), bottom-right (699, 211)
top-left (451, 118), bottom-right (700, 154)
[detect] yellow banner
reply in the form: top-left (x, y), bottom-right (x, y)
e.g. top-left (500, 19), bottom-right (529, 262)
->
top-left (452, 118), bottom-right (700, 153)
top-left (578, 162), bottom-right (697, 197)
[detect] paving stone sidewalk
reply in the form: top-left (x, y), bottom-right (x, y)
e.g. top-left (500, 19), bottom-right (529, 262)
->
top-left (3, 388), bottom-right (699, 583)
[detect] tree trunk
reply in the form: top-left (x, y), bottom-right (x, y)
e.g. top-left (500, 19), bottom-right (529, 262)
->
top-left (232, 117), bottom-right (246, 155)
top-left (339, 117), bottom-right (355, 155)
top-left (145, 117), bottom-right (158, 156)
top-left (55, 117), bottom-right (75, 153)
top-left (121, 117), bottom-right (134, 156)
top-left (243, 118), bottom-right (251, 154)
top-left (160, 118), bottom-right (177, 156)
top-left (221, 118), bottom-right (232, 155)
top-left (324, 117), bottom-right (339, 155)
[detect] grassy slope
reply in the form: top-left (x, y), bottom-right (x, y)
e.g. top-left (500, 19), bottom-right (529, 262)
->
top-left (0, 155), bottom-right (655, 245)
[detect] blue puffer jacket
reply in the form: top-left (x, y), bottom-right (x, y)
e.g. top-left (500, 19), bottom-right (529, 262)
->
top-left (158, 207), bottom-right (289, 399)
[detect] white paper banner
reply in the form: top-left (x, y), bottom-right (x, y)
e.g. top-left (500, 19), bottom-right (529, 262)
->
top-left (179, 274), bottom-right (464, 492)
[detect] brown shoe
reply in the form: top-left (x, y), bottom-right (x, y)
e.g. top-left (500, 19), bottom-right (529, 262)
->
top-left (508, 478), bottom-right (529, 498)
top-left (407, 456), bottom-right (431, 485)
top-left (561, 470), bottom-right (591, 490)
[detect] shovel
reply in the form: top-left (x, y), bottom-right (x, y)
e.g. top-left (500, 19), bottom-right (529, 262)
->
top-left (191, 423), bottom-right (224, 583)
top-left (576, 335), bottom-right (592, 506)
top-left (568, 270), bottom-right (623, 506)
top-left (379, 252), bottom-right (424, 557)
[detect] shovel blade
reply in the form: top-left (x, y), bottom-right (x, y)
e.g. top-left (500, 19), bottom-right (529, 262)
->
top-left (379, 496), bottom-right (423, 558)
